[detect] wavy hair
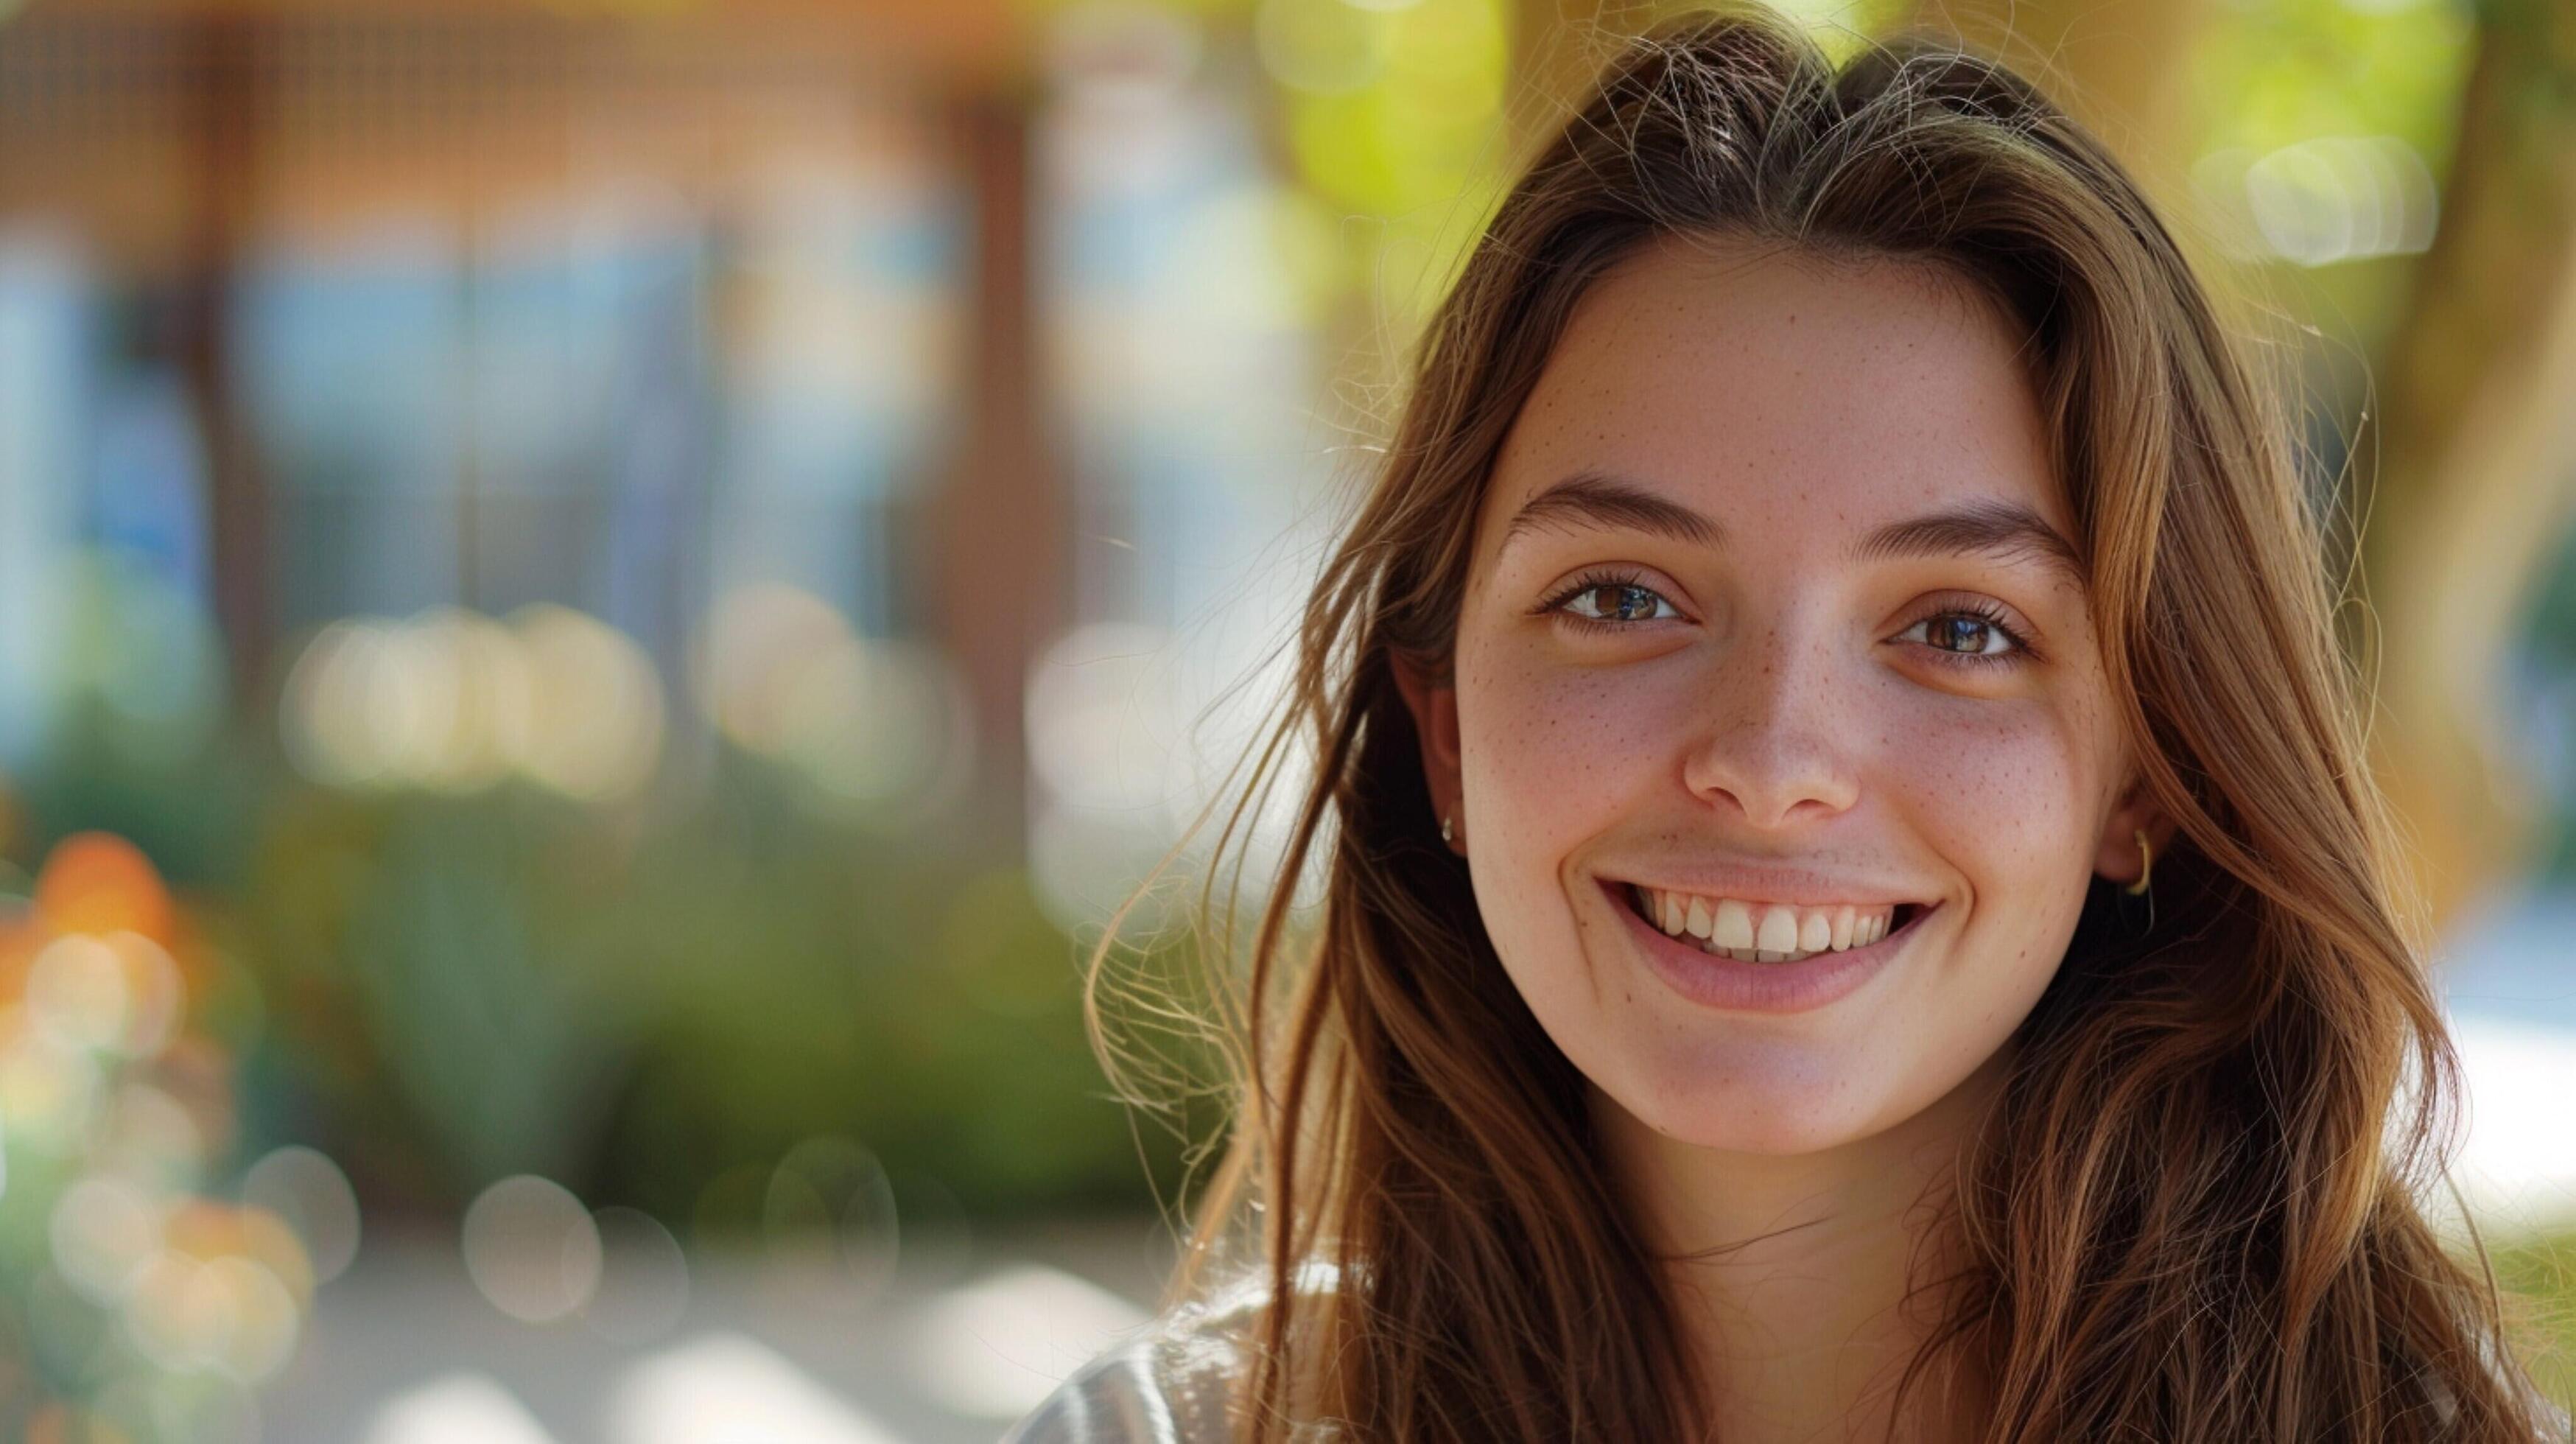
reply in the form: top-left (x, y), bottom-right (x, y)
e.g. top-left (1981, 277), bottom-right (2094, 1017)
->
top-left (1086, 4), bottom-right (2570, 1438)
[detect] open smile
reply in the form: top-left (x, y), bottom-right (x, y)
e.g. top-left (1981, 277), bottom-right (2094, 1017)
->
top-left (1617, 883), bottom-right (1929, 961)
top-left (1599, 877), bottom-right (1938, 1014)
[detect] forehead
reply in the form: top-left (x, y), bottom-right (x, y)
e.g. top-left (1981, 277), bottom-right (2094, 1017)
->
top-left (1479, 236), bottom-right (2067, 555)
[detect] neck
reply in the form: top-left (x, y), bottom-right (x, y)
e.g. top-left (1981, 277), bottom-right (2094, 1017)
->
top-left (1589, 1047), bottom-right (2010, 1444)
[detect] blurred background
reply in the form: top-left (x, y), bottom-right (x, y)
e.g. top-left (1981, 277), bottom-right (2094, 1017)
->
top-left (0, 0), bottom-right (2570, 1437)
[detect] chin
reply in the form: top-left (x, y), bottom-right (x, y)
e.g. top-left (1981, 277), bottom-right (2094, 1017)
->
top-left (1643, 1104), bottom-right (1869, 1156)
top-left (1593, 1045), bottom-right (1892, 1157)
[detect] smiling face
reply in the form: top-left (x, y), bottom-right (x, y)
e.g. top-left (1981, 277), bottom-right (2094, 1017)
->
top-left (1400, 236), bottom-right (2166, 1158)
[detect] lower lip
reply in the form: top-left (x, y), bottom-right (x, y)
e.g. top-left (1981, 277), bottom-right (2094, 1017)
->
top-left (1604, 879), bottom-right (1932, 1014)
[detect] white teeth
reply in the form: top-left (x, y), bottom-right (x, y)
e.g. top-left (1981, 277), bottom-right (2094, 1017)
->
top-left (1635, 886), bottom-right (1909, 964)
top-left (1755, 905), bottom-right (1800, 953)
top-left (1712, 898), bottom-right (1755, 950)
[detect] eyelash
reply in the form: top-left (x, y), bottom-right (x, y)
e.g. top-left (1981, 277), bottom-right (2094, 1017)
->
top-left (1531, 568), bottom-right (2038, 669)
top-left (1533, 568), bottom-right (1682, 631)
top-left (1898, 597), bottom-right (2037, 669)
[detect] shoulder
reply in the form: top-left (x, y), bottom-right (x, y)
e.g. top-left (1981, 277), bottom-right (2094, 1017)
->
top-left (998, 1261), bottom-right (1341, 1444)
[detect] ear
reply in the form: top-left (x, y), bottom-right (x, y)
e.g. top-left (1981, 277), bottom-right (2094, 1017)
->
top-left (2094, 773), bottom-right (2180, 889)
top-left (1389, 650), bottom-right (1466, 854)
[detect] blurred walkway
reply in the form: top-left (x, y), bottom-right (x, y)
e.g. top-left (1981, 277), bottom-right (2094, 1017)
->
top-left (2440, 885), bottom-right (2576, 1234)
top-left (264, 1217), bottom-right (1176, 1444)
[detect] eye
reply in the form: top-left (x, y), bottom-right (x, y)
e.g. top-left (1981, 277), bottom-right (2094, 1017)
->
top-left (1536, 569), bottom-right (1685, 631)
top-left (1894, 599), bottom-right (2035, 669)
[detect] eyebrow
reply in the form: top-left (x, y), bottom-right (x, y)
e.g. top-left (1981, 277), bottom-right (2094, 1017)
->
top-left (1501, 470), bottom-right (1725, 550)
top-left (1853, 494), bottom-right (2087, 585)
top-left (1500, 469), bottom-right (2086, 586)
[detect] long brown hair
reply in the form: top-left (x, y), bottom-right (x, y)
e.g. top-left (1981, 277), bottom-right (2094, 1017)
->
top-left (1084, 5), bottom-right (2570, 1437)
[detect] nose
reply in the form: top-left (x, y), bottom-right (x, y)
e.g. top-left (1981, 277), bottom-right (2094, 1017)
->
top-left (1680, 615), bottom-right (1861, 829)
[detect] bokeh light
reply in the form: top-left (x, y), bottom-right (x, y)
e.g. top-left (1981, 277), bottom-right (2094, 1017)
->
top-left (280, 604), bottom-right (667, 800)
top-left (92, 1081), bottom-right (211, 1193)
top-left (460, 1174), bottom-right (604, 1325)
top-left (580, 1205), bottom-right (692, 1347)
top-left (51, 1174), bottom-right (166, 1305)
top-left (761, 1135), bottom-right (901, 1305)
top-left (25, 930), bottom-right (183, 1056)
top-left (32, 831), bottom-right (175, 942)
top-left (240, 1144), bottom-right (364, 1286)
top-left (0, 1010), bottom-right (106, 1152)
top-left (2194, 134), bottom-right (2440, 265)
top-left (693, 583), bottom-right (974, 821)
top-left (505, 603), bottom-right (667, 802)
top-left (0, 830), bottom-right (347, 1434)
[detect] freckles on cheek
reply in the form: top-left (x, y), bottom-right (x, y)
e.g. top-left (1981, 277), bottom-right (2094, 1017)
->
top-left (1891, 701), bottom-right (2089, 891)
top-left (1470, 659), bottom-right (1670, 824)
top-left (1460, 652), bottom-right (1668, 1012)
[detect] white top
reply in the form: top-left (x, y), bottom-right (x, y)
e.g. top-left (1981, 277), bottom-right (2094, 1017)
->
top-left (1000, 1262), bottom-right (1338, 1444)
top-left (994, 1279), bottom-right (1257, 1434)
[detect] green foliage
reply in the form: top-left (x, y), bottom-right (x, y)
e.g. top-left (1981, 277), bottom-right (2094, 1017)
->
top-left (244, 788), bottom-right (655, 1191)
top-left (2179, 0), bottom-right (2480, 356)
top-left (217, 749), bottom-right (1215, 1225)
top-left (7, 694), bottom-right (1224, 1235)
top-left (2187, 0), bottom-right (2477, 164)
top-left (2488, 1225), bottom-right (2576, 1412)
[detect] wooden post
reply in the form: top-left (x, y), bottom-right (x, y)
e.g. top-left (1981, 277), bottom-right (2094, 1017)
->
top-left (924, 85), bottom-right (1070, 855)
top-left (178, 14), bottom-right (270, 704)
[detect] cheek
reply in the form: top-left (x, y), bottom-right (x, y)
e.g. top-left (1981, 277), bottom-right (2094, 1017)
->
top-left (1887, 693), bottom-right (2104, 1007)
top-left (1891, 697), bottom-right (2094, 880)
top-left (1454, 646), bottom-right (1679, 844)
top-left (1450, 641), bottom-right (1677, 1003)
top-left (1453, 638), bottom-right (1738, 951)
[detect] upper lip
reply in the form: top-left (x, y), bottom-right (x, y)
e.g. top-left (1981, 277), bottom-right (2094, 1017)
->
top-left (1600, 869), bottom-right (1934, 909)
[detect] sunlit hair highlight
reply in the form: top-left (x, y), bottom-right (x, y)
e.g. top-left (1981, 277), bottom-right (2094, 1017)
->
top-left (1083, 4), bottom-right (2570, 1438)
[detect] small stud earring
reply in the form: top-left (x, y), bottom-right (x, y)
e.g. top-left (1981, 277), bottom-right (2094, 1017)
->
top-left (2124, 828), bottom-right (2153, 896)
top-left (1440, 813), bottom-right (1455, 844)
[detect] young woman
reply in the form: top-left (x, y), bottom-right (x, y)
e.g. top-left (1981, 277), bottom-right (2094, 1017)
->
top-left (1006, 4), bottom-right (2573, 1440)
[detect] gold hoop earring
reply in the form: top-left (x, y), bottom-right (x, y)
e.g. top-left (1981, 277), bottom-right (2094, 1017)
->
top-left (2124, 828), bottom-right (2153, 896)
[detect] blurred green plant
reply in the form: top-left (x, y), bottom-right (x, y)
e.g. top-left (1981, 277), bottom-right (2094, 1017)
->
top-left (225, 745), bottom-right (1210, 1229)
top-left (2488, 1225), bottom-right (2576, 1414)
